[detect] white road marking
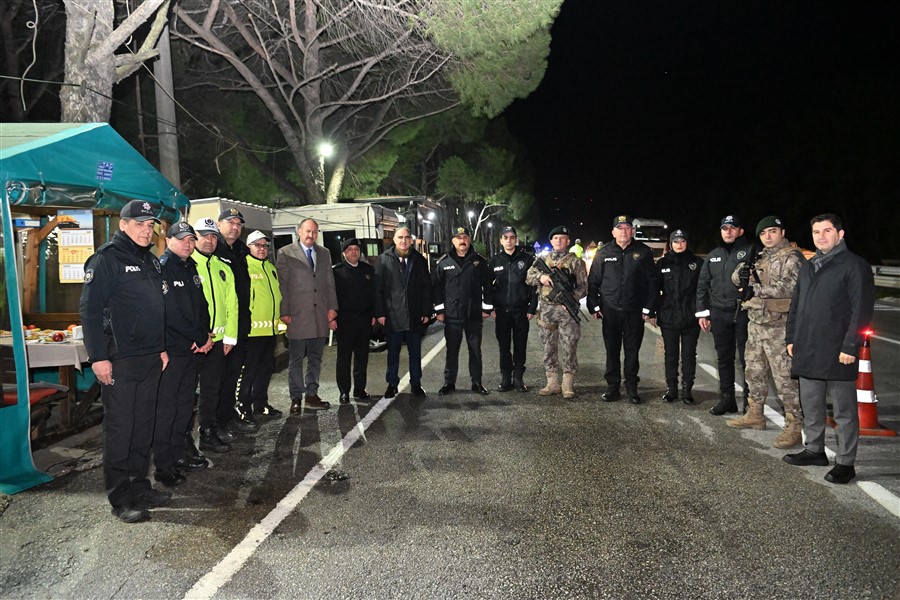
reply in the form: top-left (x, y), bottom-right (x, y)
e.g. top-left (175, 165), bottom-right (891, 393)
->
top-left (699, 363), bottom-right (744, 393)
top-left (871, 334), bottom-right (900, 346)
top-left (183, 339), bottom-right (447, 600)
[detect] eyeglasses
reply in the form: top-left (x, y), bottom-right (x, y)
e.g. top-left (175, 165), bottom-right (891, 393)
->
top-left (251, 243), bottom-right (270, 249)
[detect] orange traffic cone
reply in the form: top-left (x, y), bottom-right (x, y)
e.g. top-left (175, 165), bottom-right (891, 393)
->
top-left (856, 331), bottom-right (896, 437)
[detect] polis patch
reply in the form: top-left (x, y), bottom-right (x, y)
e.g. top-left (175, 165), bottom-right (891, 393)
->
top-left (84, 268), bottom-right (94, 284)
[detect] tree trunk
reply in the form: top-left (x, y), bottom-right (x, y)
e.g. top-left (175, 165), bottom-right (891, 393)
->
top-left (326, 155), bottom-right (348, 204)
top-left (61, 1), bottom-right (115, 122)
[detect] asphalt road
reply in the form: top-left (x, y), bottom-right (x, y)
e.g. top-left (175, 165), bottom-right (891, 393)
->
top-left (1, 300), bottom-right (898, 599)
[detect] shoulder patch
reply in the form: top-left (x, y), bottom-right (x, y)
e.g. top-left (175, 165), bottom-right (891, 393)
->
top-left (153, 258), bottom-right (161, 273)
top-left (737, 250), bottom-right (747, 260)
top-left (162, 280), bottom-right (169, 295)
top-left (193, 274), bottom-right (202, 287)
top-left (84, 268), bottom-right (94, 284)
top-left (689, 262), bottom-right (698, 270)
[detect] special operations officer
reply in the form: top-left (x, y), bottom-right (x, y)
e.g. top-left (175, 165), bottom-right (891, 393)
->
top-left (526, 225), bottom-right (587, 399)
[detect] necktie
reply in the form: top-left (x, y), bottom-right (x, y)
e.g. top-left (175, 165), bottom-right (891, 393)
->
top-left (400, 257), bottom-right (407, 274)
top-left (306, 247), bottom-right (314, 270)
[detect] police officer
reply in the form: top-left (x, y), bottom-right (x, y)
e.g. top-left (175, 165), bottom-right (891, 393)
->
top-left (489, 226), bottom-right (537, 392)
top-left (433, 227), bottom-right (493, 395)
top-left (726, 216), bottom-right (804, 449)
top-left (333, 237), bottom-right (376, 404)
top-left (696, 214), bottom-right (754, 415)
top-left (526, 225), bottom-right (587, 399)
top-left (214, 208), bottom-right (256, 433)
top-left (80, 200), bottom-right (171, 523)
top-left (653, 229), bottom-right (703, 404)
top-left (153, 222), bottom-right (213, 488)
top-left (238, 230), bottom-right (284, 418)
top-left (192, 218), bottom-right (240, 453)
top-left (588, 215), bottom-right (657, 404)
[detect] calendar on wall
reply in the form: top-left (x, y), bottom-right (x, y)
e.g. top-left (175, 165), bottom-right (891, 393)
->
top-left (57, 209), bottom-right (94, 284)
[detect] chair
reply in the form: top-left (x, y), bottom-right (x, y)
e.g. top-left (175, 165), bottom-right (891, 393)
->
top-left (1, 346), bottom-right (68, 440)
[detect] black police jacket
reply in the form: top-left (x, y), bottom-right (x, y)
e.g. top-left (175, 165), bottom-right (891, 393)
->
top-left (432, 248), bottom-right (493, 322)
top-left (160, 249), bottom-right (211, 356)
top-left (333, 260), bottom-right (375, 318)
top-left (79, 231), bottom-right (166, 362)
top-left (695, 238), bottom-right (754, 316)
top-left (374, 246), bottom-right (433, 334)
top-left (214, 235), bottom-right (251, 340)
top-left (489, 248), bottom-right (538, 313)
top-left (587, 239), bottom-right (657, 315)
top-left (656, 250), bottom-right (703, 330)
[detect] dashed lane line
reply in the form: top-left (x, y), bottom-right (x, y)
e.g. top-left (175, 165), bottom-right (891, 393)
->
top-left (183, 338), bottom-right (447, 600)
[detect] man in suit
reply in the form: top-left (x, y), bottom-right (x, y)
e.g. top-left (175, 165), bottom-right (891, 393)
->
top-left (276, 218), bottom-right (338, 413)
top-left (374, 227), bottom-right (433, 399)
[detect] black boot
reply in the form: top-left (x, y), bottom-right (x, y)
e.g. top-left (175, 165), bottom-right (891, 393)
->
top-left (513, 370), bottom-right (528, 393)
top-left (662, 379), bottom-right (678, 402)
top-left (709, 391), bottom-right (738, 415)
top-left (681, 383), bottom-right (695, 405)
top-left (497, 371), bottom-right (514, 392)
top-left (199, 426), bottom-right (230, 453)
top-left (625, 383), bottom-right (641, 404)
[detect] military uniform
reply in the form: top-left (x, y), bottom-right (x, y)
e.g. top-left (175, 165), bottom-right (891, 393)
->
top-left (525, 251), bottom-right (587, 389)
top-left (726, 235), bottom-right (804, 448)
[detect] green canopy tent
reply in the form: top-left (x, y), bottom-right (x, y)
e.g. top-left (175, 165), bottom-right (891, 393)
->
top-left (0, 122), bottom-right (190, 494)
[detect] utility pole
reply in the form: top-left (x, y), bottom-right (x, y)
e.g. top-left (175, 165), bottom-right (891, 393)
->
top-left (153, 22), bottom-right (181, 189)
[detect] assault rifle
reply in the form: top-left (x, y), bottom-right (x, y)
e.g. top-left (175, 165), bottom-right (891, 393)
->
top-left (735, 248), bottom-right (761, 322)
top-left (533, 257), bottom-right (582, 322)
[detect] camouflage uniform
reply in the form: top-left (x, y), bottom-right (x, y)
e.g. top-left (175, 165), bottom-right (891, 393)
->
top-left (525, 251), bottom-right (587, 375)
top-left (727, 238), bottom-right (804, 446)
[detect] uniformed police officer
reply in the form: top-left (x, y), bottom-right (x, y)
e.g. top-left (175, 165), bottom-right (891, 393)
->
top-left (653, 229), bottom-right (703, 404)
top-left (696, 215), bottom-right (754, 415)
top-left (588, 215), bottom-right (657, 404)
top-left (433, 227), bottom-right (493, 395)
top-left (192, 218), bottom-right (240, 453)
top-left (214, 208), bottom-right (256, 433)
top-left (238, 230), bottom-right (284, 418)
top-left (726, 216), bottom-right (804, 449)
top-left (489, 226), bottom-right (537, 392)
top-left (333, 237), bottom-right (376, 404)
top-left (80, 200), bottom-right (171, 523)
top-left (153, 222), bottom-right (213, 488)
top-left (526, 225), bottom-right (587, 399)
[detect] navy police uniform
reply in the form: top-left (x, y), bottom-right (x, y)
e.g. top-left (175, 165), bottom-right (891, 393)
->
top-left (80, 227), bottom-right (166, 514)
top-left (489, 244), bottom-right (537, 388)
top-left (433, 246), bottom-right (493, 389)
top-left (333, 242), bottom-right (376, 398)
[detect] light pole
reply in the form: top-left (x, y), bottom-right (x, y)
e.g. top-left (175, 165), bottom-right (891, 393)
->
top-left (487, 221), bottom-right (494, 256)
top-left (318, 141), bottom-right (334, 195)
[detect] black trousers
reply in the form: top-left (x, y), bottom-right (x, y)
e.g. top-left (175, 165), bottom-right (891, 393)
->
top-left (661, 325), bottom-right (700, 389)
top-left (197, 341), bottom-right (225, 429)
top-left (335, 315), bottom-right (371, 395)
top-left (219, 339), bottom-right (246, 424)
top-left (495, 309), bottom-right (530, 375)
top-left (153, 353), bottom-right (200, 470)
top-left (101, 353), bottom-right (162, 507)
top-left (237, 336), bottom-right (276, 411)
top-left (709, 306), bottom-right (749, 397)
top-left (601, 306), bottom-right (645, 386)
top-left (443, 319), bottom-right (483, 385)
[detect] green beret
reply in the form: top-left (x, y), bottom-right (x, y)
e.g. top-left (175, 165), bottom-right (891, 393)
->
top-left (548, 225), bottom-right (569, 239)
top-left (756, 215), bottom-right (784, 236)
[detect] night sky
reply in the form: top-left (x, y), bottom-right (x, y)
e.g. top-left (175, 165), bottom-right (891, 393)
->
top-left (504, 1), bottom-right (900, 257)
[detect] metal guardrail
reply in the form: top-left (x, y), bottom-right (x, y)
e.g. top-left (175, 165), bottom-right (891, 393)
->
top-left (873, 266), bottom-right (900, 289)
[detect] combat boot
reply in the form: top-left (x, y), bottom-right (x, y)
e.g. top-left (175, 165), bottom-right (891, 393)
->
top-left (539, 371), bottom-right (561, 396)
top-left (513, 370), bottom-right (528, 393)
top-left (773, 412), bottom-right (803, 449)
top-left (497, 371), bottom-right (514, 392)
top-left (709, 391), bottom-right (738, 415)
top-left (726, 398), bottom-right (766, 430)
top-left (561, 373), bottom-right (576, 399)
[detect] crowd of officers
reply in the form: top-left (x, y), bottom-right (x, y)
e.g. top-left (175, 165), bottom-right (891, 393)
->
top-left (80, 202), bottom-right (874, 523)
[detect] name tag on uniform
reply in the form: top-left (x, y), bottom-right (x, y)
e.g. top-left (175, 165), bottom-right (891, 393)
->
top-left (710, 257), bottom-right (721, 262)
top-left (493, 266), bottom-right (504, 272)
top-left (173, 280), bottom-right (185, 287)
top-left (125, 266), bottom-right (141, 273)
top-left (443, 265), bottom-right (456, 270)
top-left (604, 257), bottom-right (617, 262)
top-left (660, 268), bottom-right (671, 273)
